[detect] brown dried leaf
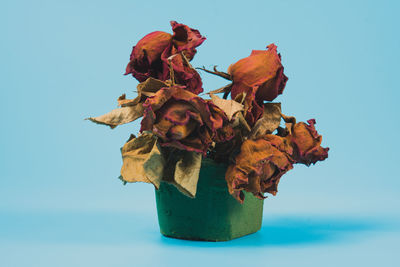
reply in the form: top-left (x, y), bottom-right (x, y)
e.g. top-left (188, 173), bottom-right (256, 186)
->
top-left (208, 83), bottom-right (233, 95)
top-left (117, 94), bottom-right (138, 107)
top-left (210, 93), bottom-right (244, 121)
top-left (249, 103), bottom-right (282, 139)
top-left (280, 112), bottom-right (296, 124)
top-left (120, 132), bottom-right (164, 188)
top-left (118, 78), bottom-right (168, 107)
top-left (137, 77), bottom-right (168, 95)
top-left (173, 151), bottom-right (202, 198)
top-left (87, 104), bottom-right (144, 129)
top-left (162, 148), bottom-right (202, 198)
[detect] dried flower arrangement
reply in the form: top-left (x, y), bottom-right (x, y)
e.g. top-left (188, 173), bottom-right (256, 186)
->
top-left (88, 21), bottom-right (329, 205)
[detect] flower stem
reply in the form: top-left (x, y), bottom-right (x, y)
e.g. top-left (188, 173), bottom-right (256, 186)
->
top-left (197, 66), bottom-right (232, 81)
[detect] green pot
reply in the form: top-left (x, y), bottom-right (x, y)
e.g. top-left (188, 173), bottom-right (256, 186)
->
top-left (155, 158), bottom-right (264, 241)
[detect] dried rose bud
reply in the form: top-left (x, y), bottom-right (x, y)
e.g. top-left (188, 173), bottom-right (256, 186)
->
top-left (228, 43), bottom-right (288, 103)
top-left (225, 135), bottom-right (294, 203)
top-left (125, 21), bottom-right (206, 94)
top-left (140, 86), bottom-right (233, 155)
top-left (288, 119), bottom-right (329, 166)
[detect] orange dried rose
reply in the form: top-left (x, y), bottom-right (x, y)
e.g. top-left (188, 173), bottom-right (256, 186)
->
top-left (225, 135), bottom-right (294, 203)
top-left (125, 21), bottom-right (206, 94)
top-left (140, 85), bottom-right (233, 155)
top-left (287, 119), bottom-right (329, 166)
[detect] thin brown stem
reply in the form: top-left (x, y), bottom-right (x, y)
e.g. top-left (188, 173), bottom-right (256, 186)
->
top-left (196, 66), bottom-right (232, 81)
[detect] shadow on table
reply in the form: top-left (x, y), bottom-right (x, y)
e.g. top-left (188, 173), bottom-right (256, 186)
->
top-left (0, 211), bottom-right (393, 247)
top-left (160, 215), bottom-right (388, 247)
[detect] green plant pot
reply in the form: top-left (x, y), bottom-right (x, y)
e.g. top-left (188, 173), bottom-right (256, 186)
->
top-left (155, 158), bottom-right (264, 241)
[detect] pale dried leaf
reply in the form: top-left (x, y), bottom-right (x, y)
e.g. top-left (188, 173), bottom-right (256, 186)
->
top-left (120, 132), bottom-right (164, 188)
top-left (87, 104), bottom-right (144, 129)
top-left (210, 93), bottom-right (243, 121)
top-left (249, 103), bottom-right (282, 139)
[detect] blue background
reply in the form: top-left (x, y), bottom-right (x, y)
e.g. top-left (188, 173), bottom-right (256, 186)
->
top-left (1, 0), bottom-right (399, 266)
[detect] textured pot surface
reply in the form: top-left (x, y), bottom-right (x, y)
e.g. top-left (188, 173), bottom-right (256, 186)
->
top-left (155, 158), bottom-right (264, 241)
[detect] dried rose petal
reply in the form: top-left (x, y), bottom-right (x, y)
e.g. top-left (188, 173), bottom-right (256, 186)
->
top-left (225, 135), bottom-right (293, 203)
top-left (170, 21), bottom-right (206, 60)
top-left (140, 86), bottom-right (233, 155)
top-left (288, 119), bottom-right (329, 166)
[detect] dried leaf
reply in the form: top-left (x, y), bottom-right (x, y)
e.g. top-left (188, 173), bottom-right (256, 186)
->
top-left (210, 93), bottom-right (243, 121)
top-left (208, 83), bottom-right (232, 95)
top-left (162, 148), bottom-right (202, 198)
top-left (87, 104), bottom-right (144, 129)
top-left (119, 78), bottom-right (168, 107)
top-left (137, 77), bottom-right (168, 95)
top-left (120, 132), bottom-right (164, 188)
top-left (173, 151), bottom-right (202, 198)
top-left (249, 103), bottom-right (282, 139)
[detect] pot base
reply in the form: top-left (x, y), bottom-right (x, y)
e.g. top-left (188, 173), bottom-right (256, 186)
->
top-left (155, 159), bottom-right (264, 242)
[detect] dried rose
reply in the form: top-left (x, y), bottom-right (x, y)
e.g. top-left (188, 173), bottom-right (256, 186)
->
top-left (140, 85), bottom-right (233, 155)
top-left (124, 31), bottom-right (172, 82)
top-left (287, 119), bottom-right (329, 166)
top-left (225, 135), bottom-right (294, 203)
top-left (125, 21), bottom-right (206, 94)
top-left (227, 44), bottom-right (288, 125)
top-left (228, 44), bottom-right (288, 102)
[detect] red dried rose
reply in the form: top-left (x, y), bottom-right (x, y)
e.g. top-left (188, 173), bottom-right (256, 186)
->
top-left (225, 134), bottom-right (294, 203)
top-left (125, 21), bottom-right (206, 94)
top-left (140, 85), bottom-right (233, 155)
top-left (287, 119), bottom-right (329, 166)
top-left (228, 44), bottom-right (288, 125)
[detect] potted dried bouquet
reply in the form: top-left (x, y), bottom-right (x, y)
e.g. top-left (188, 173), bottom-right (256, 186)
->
top-left (88, 21), bottom-right (329, 241)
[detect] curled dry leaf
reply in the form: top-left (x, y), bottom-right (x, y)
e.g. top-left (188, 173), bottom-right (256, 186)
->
top-left (249, 103), bottom-right (282, 139)
top-left (162, 149), bottom-right (202, 198)
top-left (207, 83), bottom-right (233, 96)
top-left (87, 104), bottom-right (145, 129)
top-left (209, 93), bottom-right (243, 121)
top-left (118, 78), bottom-right (168, 107)
top-left (120, 132), bottom-right (165, 188)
